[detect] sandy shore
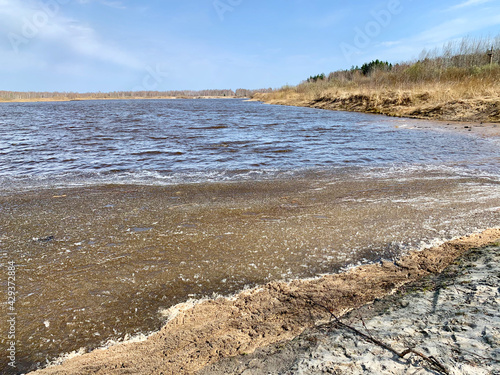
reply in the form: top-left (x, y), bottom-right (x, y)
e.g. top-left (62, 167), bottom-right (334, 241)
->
top-left (31, 228), bottom-right (500, 375)
top-left (249, 94), bottom-right (500, 142)
top-left (201, 241), bottom-right (500, 375)
top-left (4, 169), bottom-right (499, 374)
top-left (391, 119), bottom-right (500, 139)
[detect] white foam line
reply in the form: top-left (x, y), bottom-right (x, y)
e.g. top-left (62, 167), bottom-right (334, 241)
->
top-left (39, 226), bottom-right (500, 371)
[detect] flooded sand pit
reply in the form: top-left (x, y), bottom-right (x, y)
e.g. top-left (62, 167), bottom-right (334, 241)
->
top-left (1, 169), bottom-right (499, 373)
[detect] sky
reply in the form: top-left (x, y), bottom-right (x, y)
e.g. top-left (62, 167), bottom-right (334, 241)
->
top-left (0, 0), bottom-right (499, 92)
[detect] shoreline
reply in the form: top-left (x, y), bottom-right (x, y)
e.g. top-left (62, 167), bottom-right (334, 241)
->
top-left (1, 162), bottom-right (498, 374)
top-left (31, 228), bottom-right (500, 375)
top-left (201, 241), bottom-right (500, 374)
top-left (0, 96), bottom-right (246, 103)
top-left (252, 92), bottom-right (500, 125)
top-left (252, 97), bottom-right (500, 139)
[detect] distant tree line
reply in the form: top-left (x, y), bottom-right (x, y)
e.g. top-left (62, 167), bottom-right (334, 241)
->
top-left (359, 60), bottom-right (392, 76)
top-left (307, 73), bottom-right (326, 83)
top-left (0, 88), bottom-right (275, 101)
top-left (298, 35), bottom-right (500, 88)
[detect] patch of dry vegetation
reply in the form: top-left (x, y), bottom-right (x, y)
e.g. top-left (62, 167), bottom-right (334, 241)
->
top-left (254, 36), bottom-right (500, 122)
top-left (0, 88), bottom-right (273, 102)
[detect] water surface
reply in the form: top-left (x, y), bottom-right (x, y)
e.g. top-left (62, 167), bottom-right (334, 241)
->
top-left (0, 99), bottom-right (499, 373)
top-left (1, 99), bottom-right (498, 189)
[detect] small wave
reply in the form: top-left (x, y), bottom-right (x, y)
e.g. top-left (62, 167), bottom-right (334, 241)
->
top-left (131, 150), bottom-right (163, 156)
top-left (2, 163), bottom-right (498, 196)
top-left (132, 150), bottom-right (185, 156)
top-left (187, 124), bottom-right (228, 130)
top-left (0, 168), bottom-right (304, 194)
top-left (252, 148), bottom-right (294, 154)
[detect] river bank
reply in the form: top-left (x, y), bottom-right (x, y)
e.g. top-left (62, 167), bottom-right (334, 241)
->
top-left (200, 240), bottom-right (500, 375)
top-left (31, 229), bottom-right (500, 375)
top-left (4, 167), bottom-right (498, 374)
top-left (252, 90), bottom-right (500, 124)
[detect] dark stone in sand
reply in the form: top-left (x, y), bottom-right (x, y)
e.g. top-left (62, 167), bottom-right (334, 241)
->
top-left (35, 236), bottom-right (55, 243)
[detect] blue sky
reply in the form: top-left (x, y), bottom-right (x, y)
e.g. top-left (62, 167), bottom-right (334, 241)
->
top-left (1, 0), bottom-right (499, 92)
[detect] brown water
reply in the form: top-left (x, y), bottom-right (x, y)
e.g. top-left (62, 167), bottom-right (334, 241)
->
top-left (1, 171), bottom-right (500, 373)
top-left (0, 100), bottom-right (500, 373)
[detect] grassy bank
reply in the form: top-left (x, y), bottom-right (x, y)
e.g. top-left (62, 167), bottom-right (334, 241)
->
top-left (254, 36), bottom-right (500, 123)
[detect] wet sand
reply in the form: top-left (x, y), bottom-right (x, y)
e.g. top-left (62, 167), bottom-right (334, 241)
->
top-left (1, 165), bottom-right (498, 373)
top-left (31, 230), bottom-right (500, 375)
top-left (393, 119), bottom-right (500, 139)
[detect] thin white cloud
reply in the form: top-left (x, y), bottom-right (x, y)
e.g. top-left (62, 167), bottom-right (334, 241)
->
top-left (77, 0), bottom-right (127, 9)
top-left (39, 20), bottom-right (142, 68)
top-left (448, 0), bottom-right (493, 10)
top-left (358, 11), bottom-right (500, 66)
top-left (0, 0), bottom-right (140, 69)
top-left (374, 12), bottom-right (500, 57)
top-left (414, 14), bottom-right (500, 45)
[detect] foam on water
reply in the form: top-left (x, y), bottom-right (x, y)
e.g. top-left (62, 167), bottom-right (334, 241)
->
top-left (42, 225), bottom-right (500, 372)
top-left (1, 162), bottom-right (498, 198)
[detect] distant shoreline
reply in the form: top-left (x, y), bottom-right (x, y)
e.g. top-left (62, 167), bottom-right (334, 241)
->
top-left (0, 96), bottom-right (246, 103)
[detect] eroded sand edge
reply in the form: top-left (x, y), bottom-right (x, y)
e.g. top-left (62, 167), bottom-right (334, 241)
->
top-left (32, 228), bottom-right (500, 375)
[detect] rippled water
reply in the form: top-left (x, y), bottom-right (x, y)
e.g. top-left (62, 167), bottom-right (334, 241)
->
top-left (0, 99), bottom-right (499, 188)
top-left (0, 99), bottom-right (500, 374)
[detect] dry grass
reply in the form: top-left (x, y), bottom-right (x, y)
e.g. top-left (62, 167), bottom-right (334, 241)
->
top-left (255, 37), bottom-right (500, 123)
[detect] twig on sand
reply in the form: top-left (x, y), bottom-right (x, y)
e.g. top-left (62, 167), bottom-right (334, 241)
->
top-left (356, 310), bottom-right (373, 338)
top-left (302, 297), bottom-right (450, 375)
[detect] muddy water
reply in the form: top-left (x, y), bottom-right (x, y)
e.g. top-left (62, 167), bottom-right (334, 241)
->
top-left (0, 171), bottom-right (499, 373)
top-left (0, 100), bottom-right (499, 373)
